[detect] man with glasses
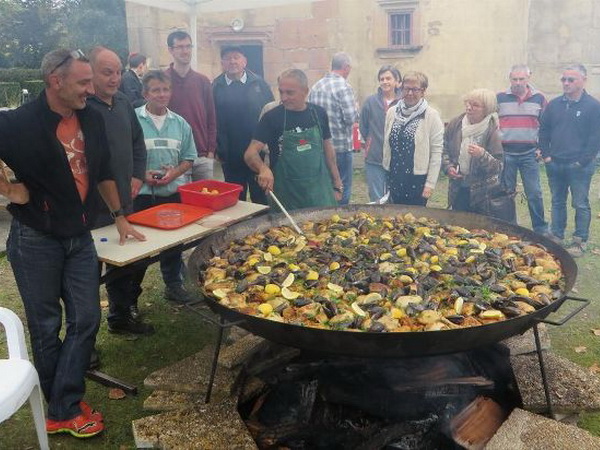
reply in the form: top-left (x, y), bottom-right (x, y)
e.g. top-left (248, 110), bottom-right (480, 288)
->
top-left (88, 46), bottom-right (153, 335)
top-left (497, 64), bottom-right (549, 235)
top-left (213, 46), bottom-right (273, 203)
top-left (308, 52), bottom-right (359, 205)
top-left (539, 64), bottom-right (600, 257)
top-left (0, 48), bottom-right (145, 438)
top-left (165, 30), bottom-right (216, 182)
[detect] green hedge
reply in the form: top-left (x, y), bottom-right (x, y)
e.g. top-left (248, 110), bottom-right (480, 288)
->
top-left (0, 69), bottom-right (44, 106)
top-left (0, 82), bottom-right (22, 108)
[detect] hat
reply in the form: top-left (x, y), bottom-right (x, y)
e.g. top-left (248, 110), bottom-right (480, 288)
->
top-left (220, 46), bottom-right (246, 58)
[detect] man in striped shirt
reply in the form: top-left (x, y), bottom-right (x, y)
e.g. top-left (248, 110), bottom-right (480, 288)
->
top-left (308, 52), bottom-right (359, 204)
top-left (497, 64), bottom-right (549, 235)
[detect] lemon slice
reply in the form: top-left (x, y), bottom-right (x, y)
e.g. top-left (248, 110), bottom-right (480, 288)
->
top-left (263, 252), bottom-right (273, 262)
top-left (212, 289), bottom-right (228, 299)
top-left (351, 302), bottom-right (366, 317)
top-left (281, 286), bottom-right (300, 299)
top-left (264, 284), bottom-right (281, 295)
top-left (282, 273), bottom-right (295, 287)
top-left (327, 282), bottom-right (344, 294)
top-left (288, 263), bottom-right (300, 272)
top-left (257, 303), bottom-right (273, 316)
top-left (306, 270), bottom-right (319, 281)
top-left (256, 265), bottom-right (271, 274)
top-left (391, 307), bottom-right (405, 319)
top-left (268, 245), bottom-right (281, 256)
top-left (329, 261), bottom-right (340, 271)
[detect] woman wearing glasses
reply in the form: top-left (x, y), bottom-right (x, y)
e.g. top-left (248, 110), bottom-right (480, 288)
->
top-left (441, 88), bottom-right (504, 214)
top-left (382, 71), bottom-right (444, 205)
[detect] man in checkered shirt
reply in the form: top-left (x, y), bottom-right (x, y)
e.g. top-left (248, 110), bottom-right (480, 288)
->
top-left (309, 52), bottom-right (359, 204)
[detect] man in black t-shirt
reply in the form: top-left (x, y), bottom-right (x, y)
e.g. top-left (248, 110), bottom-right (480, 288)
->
top-left (245, 69), bottom-right (343, 210)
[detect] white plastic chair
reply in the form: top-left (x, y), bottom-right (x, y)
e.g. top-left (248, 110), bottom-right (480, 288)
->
top-left (0, 307), bottom-right (49, 450)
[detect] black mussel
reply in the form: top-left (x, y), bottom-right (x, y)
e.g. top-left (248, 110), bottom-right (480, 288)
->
top-left (370, 271), bottom-right (382, 283)
top-left (235, 280), bottom-right (249, 293)
top-left (352, 316), bottom-right (365, 329)
top-left (233, 270), bottom-right (246, 280)
top-left (445, 315), bottom-right (465, 325)
top-left (499, 306), bottom-right (522, 317)
top-left (407, 246), bottom-right (417, 260)
top-left (292, 297), bottom-right (312, 307)
top-left (368, 321), bottom-right (387, 332)
top-left (253, 275), bottom-right (268, 286)
top-left (442, 265), bottom-right (457, 274)
top-left (489, 284), bottom-right (507, 293)
top-left (523, 253), bottom-right (535, 267)
top-left (304, 279), bottom-right (319, 289)
top-left (502, 258), bottom-right (517, 272)
top-left (474, 302), bottom-right (490, 313)
top-left (368, 306), bottom-right (387, 320)
top-left (535, 293), bottom-right (552, 306)
top-left (455, 286), bottom-right (472, 297)
top-left (507, 295), bottom-right (542, 309)
top-left (508, 244), bottom-right (523, 256)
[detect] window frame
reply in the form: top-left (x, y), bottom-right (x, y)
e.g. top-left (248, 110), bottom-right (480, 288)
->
top-left (377, 0), bottom-right (422, 58)
top-left (388, 10), bottom-right (413, 48)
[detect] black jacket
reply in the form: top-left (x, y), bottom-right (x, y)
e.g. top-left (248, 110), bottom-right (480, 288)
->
top-left (213, 71), bottom-right (274, 166)
top-left (0, 92), bottom-right (113, 237)
top-left (539, 90), bottom-right (600, 166)
top-left (119, 69), bottom-right (145, 108)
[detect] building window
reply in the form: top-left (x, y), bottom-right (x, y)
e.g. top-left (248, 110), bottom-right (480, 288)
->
top-left (390, 12), bottom-right (412, 46)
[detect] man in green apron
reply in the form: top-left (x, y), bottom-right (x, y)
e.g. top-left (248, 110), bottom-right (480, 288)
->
top-left (244, 69), bottom-right (343, 210)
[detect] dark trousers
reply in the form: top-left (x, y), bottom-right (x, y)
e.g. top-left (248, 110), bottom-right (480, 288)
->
top-left (128, 193), bottom-right (185, 300)
top-left (222, 163), bottom-right (268, 204)
top-left (7, 220), bottom-right (100, 421)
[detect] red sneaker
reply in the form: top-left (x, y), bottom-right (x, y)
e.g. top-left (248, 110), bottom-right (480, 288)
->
top-left (80, 401), bottom-right (103, 422)
top-left (46, 413), bottom-right (104, 438)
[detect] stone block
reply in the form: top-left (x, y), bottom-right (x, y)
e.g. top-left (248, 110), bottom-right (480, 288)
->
top-left (218, 334), bottom-right (266, 369)
top-left (132, 401), bottom-right (258, 449)
top-left (501, 325), bottom-right (551, 356)
top-left (275, 18), bottom-right (329, 49)
top-left (308, 48), bottom-right (330, 70)
top-left (312, 0), bottom-right (339, 19)
top-left (511, 352), bottom-right (600, 414)
top-left (143, 390), bottom-right (200, 412)
top-left (485, 408), bottom-right (600, 450)
top-left (285, 49), bottom-right (310, 65)
top-left (144, 345), bottom-right (236, 402)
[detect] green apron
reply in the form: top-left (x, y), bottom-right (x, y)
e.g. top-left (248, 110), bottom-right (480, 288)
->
top-left (272, 107), bottom-right (337, 211)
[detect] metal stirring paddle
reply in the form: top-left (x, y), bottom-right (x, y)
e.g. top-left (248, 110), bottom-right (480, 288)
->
top-left (268, 190), bottom-right (304, 236)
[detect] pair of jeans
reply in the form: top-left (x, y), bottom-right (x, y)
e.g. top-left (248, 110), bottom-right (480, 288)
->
top-left (129, 193), bottom-right (186, 299)
top-left (191, 156), bottom-right (214, 181)
top-left (502, 152), bottom-right (548, 233)
top-left (365, 162), bottom-right (387, 203)
top-left (222, 163), bottom-right (267, 205)
top-left (545, 160), bottom-right (595, 241)
top-left (7, 220), bottom-right (100, 421)
top-left (336, 150), bottom-right (353, 205)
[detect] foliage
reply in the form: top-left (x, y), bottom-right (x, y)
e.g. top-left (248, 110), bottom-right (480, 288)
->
top-left (0, 82), bottom-right (22, 107)
top-left (0, 0), bottom-right (129, 69)
top-left (0, 68), bottom-right (40, 83)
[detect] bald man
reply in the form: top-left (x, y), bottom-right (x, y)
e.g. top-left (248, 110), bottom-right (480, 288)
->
top-left (87, 46), bottom-right (152, 335)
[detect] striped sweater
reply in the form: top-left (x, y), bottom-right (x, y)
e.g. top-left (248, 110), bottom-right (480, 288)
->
top-left (497, 87), bottom-right (547, 154)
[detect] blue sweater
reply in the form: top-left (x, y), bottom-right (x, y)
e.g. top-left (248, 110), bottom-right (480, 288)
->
top-left (539, 91), bottom-right (600, 166)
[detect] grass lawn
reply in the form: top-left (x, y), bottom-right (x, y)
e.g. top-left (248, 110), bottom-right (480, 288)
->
top-left (2, 165), bottom-right (600, 447)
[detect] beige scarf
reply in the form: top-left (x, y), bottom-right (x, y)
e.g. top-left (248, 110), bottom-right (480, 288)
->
top-left (458, 114), bottom-right (494, 175)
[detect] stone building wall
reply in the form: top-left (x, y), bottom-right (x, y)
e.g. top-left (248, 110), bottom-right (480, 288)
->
top-left (125, 0), bottom-right (598, 120)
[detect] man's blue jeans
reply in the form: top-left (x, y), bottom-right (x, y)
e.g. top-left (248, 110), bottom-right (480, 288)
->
top-left (6, 220), bottom-right (100, 421)
top-left (365, 162), bottom-right (387, 203)
top-left (502, 152), bottom-right (548, 234)
top-left (336, 151), bottom-right (353, 205)
top-left (545, 160), bottom-right (595, 241)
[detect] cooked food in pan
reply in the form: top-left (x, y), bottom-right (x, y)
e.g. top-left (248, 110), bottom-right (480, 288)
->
top-left (201, 213), bottom-right (564, 332)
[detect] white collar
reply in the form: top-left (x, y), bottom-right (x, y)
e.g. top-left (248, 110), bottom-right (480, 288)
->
top-left (225, 71), bottom-right (247, 85)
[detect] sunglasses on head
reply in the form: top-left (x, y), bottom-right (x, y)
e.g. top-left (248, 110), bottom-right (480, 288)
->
top-left (51, 49), bottom-right (87, 74)
top-left (560, 76), bottom-right (577, 83)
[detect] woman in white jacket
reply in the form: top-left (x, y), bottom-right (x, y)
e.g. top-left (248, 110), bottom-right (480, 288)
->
top-left (382, 71), bottom-right (444, 205)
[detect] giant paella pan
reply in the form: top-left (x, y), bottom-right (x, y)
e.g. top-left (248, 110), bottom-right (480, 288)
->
top-left (189, 205), bottom-right (581, 358)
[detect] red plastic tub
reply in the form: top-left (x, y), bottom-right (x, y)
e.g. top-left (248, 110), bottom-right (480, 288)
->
top-left (178, 180), bottom-right (243, 211)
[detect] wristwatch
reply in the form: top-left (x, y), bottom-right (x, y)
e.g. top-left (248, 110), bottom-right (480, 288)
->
top-left (333, 186), bottom-right (343, 193)
top-left (110, 208), bottom-right (125, 219)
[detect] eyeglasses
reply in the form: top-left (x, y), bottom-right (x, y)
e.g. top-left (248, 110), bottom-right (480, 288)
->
top-left (561, 77), bottom-right (577, 83)
top-left (51, 49), bottom-right (87, 74)
top-left (171, 44), bottom-right (193, 51)
top-left (402, 87), bottom-right (423, 94)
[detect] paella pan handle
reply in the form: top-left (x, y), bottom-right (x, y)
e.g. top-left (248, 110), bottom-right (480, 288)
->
top-left (538, 296), bottom-right (590, 326)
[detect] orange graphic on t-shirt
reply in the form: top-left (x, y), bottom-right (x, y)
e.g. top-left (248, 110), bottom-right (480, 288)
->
top-left (57, 115), bottom-right (88, 201)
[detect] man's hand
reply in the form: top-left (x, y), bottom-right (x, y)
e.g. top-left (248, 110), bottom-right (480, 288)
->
top-left (257, 167), bottom-right (274, 192)
top-left (422, 186), bottom-right (433, 199)
top-left (468, 144), bottom-right (485, 158)
top-left (131, 177), bottom-right (143, 198)
top-left (334, 190), bottom-right (342, 202)
top-left (114, 216), bottom-right (146, 245)
top-left (0, 174), bottom-right (29, 204)
top-left (543, 156), bottom-right (552, 163)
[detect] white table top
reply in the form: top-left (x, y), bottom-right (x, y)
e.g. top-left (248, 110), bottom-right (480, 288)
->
top-left (92, 201), bottom-right (268, 266)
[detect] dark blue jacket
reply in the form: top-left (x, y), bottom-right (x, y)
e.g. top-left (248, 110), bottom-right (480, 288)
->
top-left (0, 92), bottom-right (113, 237)
top-left (539, 90), bottom-right (600, 166)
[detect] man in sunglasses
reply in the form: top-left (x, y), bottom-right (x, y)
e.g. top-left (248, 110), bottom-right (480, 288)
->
top-left (539, 64), bottom-right (600, 257)
top-left (0, 48), bottom-right (145, 438)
